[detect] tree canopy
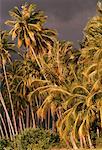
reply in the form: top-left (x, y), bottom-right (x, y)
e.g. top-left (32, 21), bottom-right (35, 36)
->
top-left (0, 1), bottom-right (102, 150)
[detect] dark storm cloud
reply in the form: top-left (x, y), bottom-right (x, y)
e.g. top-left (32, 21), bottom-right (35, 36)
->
top-left (34, 0), bottom-right (97, 21)
top-left (0, 0), bottom-right (98, 46)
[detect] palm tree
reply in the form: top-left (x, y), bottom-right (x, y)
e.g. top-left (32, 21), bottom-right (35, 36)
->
top-left (7, 59), bottom-right (48, 129)
top-left (35, 40), bottom-right (80, 134)
top-left (36, 2), bottom-right (102, 147)
top-left (0, 30), bottom-right (18, 136)
top-left (56, 2), bottom-right (102, 148)
top-left (5, 3), bottom-right (57, 78)
top-left (6, 59), bottom-right (34, 129)
top-left (56, 79), bottom-right (102, 148)
top-left (0, 91), bottom-right (15, 140)
top-left (4, 3), bottom-right (57, 131)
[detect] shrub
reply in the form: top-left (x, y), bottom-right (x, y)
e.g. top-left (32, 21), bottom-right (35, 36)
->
top-left (13, 128), bottom-right (60, 150)
top-left (0, 139), bottom-right (11, 150)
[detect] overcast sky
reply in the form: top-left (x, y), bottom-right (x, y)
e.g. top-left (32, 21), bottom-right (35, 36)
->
top-left (0, 0), bottom-right (98, 47)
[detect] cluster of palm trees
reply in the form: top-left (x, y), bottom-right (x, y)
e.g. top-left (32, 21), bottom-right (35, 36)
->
top-left (0, 1), bottom-right (102, 149)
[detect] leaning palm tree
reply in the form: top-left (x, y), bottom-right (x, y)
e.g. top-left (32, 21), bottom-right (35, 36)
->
top-left (36, 2), bottom-right (102, 148)
top-left (56, 79), bottom-right (102, 149)
top-left (35, 40), bottom-right (80, 134)
top-left (6, 58), bottom-right (50, 130)
top-left (0, 30), bottom-right (17, 138)
top-left (10, 60), bottom-right (39, 129)
top-left (5, 3), bottom-right (57, 76)
top-left (56, 2), bottom-right (102, 148)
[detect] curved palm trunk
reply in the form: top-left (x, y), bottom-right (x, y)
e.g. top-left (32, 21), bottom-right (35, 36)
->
top-left (30, 45), bottom-right (47, 80)
top-left (2, 59), bottom-right (18, 135)
top-left (30, 45), bottom-right (42, 69)
top-left (0, 91), bottom-right (14, 140)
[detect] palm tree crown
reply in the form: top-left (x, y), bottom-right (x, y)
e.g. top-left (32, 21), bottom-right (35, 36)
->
top-left (5, 3), bottom-right (57, 53)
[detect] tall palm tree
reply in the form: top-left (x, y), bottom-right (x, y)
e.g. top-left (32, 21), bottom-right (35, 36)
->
top-left (56, 2), bottom-right (102, 148)
top-left (36, 2), bottom-right (102, 147)
top-left (35, 40), bottom-right (80, 134)
top-left (5, 3), bottom-right (57, 77)
top-left (0, 91), bottom-right (15, 140)
top-left (7, 59), bottom-right (49, 129)
top-left (0, 30), bottom-right (18, 136)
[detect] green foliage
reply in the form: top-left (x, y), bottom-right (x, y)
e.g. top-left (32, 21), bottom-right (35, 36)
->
top-left (0, 128), bottom-right (61, 150)
top-left (0, 139), bottom-right (12, 150)
top-left (13, 128), bottom-right (60, 150)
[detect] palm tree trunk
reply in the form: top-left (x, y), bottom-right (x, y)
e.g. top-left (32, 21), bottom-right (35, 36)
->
top-left (26, 105), bottom-right (29, 128)
top-left (79, 136), bottom-right (83, 148)
top-left (83, 136), bottom-right (87, 148)
top-left (21, 111), bottom-right (25, 130)
top-left (2, 60), bottom-right (18, 135)
top-left (30, 104), bottom-right (36, 128)
top-left (19, 113), bottom-right (23, 132)
top-left (19, 115), bottom-right (23, 132)
top-left (35, 96), bottom-right (39, 109)
top-left (30, 46), bottom-right (47, 80)
top-left (45, 117), bottom-right (47, 129)
top-left (30, 46), bottom-right (42, 69)
top-left (79, 135), bottom-right (87, 148)
top-left (70, 132), bottom-right (78, 150)
top-left (87, 131), bottom-right (94, 149)
top-left (0, 125), bottom-right (4, 138)
top-left (0, 113), bottom-right (9, 139)
top-left (48, 109), bottom-right (50, 130)
top-left (97, 127), bottom-right (99, 138)
top-left (0, 91), bottom-right (14, 140)
top-left (52, 115), bottom-right (56, 132)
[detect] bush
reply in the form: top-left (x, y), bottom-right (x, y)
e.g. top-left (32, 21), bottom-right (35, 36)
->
top-left (13, 128), bottom-right (60, 150)
top-left (0, 139), bottom-right (11, 150)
